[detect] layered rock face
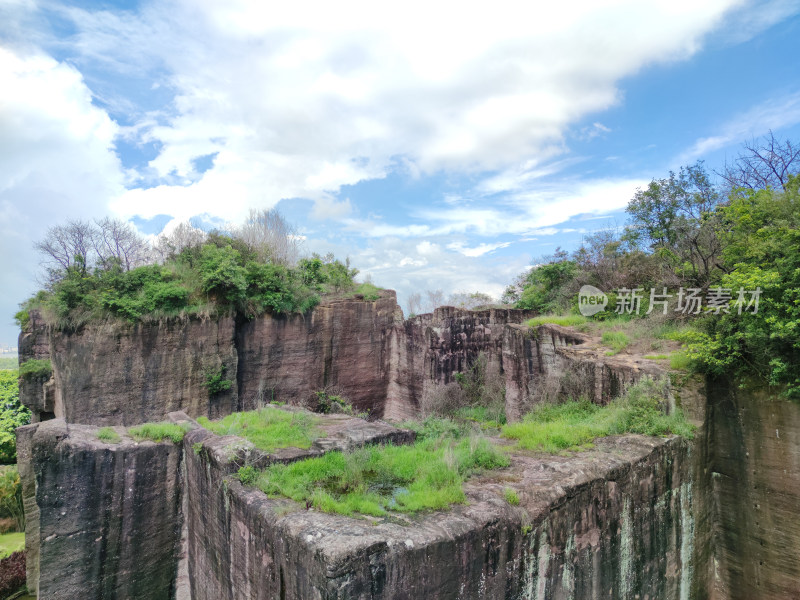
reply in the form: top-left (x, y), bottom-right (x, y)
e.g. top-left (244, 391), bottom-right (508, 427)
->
top-left (185, 419), bottom-right (700, 600)
top-left (18, 296), bottom-right (534, 425)
top-left (707, 379), bottom-right (800, 599)
top-left (17, 418), bottom-right (186, 599)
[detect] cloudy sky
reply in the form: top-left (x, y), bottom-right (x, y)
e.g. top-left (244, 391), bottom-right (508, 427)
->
top-left (2, 0), bottom-right (800, 346)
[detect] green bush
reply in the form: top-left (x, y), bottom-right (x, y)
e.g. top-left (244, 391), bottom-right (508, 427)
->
top-left (0, 468), bottom-right (24, 531)
top-left (18, 359), bottom-right (52, 380)
top-left (504, 487), bottom-right (520, 506)
top-left (0, 371), bottom-right (29, 464)
top-left (203, 366), bottom-right (233, 396)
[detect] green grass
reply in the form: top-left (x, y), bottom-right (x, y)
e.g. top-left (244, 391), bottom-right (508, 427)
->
top-left (0, 531), bottom-right (24, 559)
top-left (503, 487), bottom-right (520, 506)
top-left (601, 331), bottom-right (630, 355)
top-left (97, 427), bottom-right (121, 444)
top-left (501, 378), bottom-right (694, 453)
top-left (453, 405), bottom-right (507, 429)
top-left (128, 422), bottom-right (190, 444)
top-left (526, 314), bottom-right (588, 328)
top-left (644, 354), bottom-right (669, 360)
top-left (18, 358), bottom-right (52, 380)
top-left (197, 406), bottom-right (320, 452)
top-left (240, 433), bottom-right (509, 517)
top-left (354, 282), bottom-right (382, 301)
top-left (669, 351), bottom-right (693, 371)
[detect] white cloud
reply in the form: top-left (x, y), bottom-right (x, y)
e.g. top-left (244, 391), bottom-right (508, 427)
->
top-left (447, 241), bottom-right (513, 257)
top-left (0, 47), bottom-right (125, 343)
top-left (31, 0), bottom-right (747, 220)
top-left (680, 90), bottom-right (800, 163)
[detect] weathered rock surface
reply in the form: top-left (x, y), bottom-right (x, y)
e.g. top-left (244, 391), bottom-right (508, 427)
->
top-left (185, 423), bottom-right (701, 600)
top-left (707, 379), bottom-right (800, 599)
top-left (18, 295), bottom-right (534, 426)
top-left (17, 418), bottom-right (185, 599)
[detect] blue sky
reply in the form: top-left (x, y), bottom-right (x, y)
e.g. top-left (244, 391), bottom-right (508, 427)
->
top-left (2, 0), bottom-right (800, 346)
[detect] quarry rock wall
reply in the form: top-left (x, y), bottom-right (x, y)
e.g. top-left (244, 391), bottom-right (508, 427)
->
top-left (17, 418), bottom-right (186, 599)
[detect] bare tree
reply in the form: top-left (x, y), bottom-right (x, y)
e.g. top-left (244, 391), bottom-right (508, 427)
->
top-left (234, 208), bottom-right (301, 266)
top-left (719, 132), bottom-right (800, 192)
top-left (423, 289), bottom-right (445, 313)
top-left (407, 292), bottom-right (421, 316)
top-left (447, 291), bottom-right (495, 310)
top-left (35, 220), bottom-right (95, 279)
top-left (93, 217), bottom-right (149, 271)
top-left (153, 221), bottom-right (207, 261)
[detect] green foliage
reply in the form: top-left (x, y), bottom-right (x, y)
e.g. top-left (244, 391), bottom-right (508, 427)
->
top-left (26, 231), bottom-right (358, 329)
top-left (515, 253), bottom-right (578, 313)
top-left (0, 467), bottom-right (24, 531)
top-left (237, 465), bottom-right (258, 486)
top-left (354, 282), bottom-right (382, 301)
top-left (0, 531), bottom-right (24, 559)
top-left (197, 407), bottom-right (320, 452)
top-left (13, 307), bottom-right (29, 330)
top-left (501, 377), bottom-right (694, 453)
top-left (503, 487), bottom-right (520, 506)
top-left (669, 351), bottom-right (692, 371)
top-left (128, 422), bottom-right (190, 444)
top-left (313, 391), bottom-right (367, 418)
top-left (601, 331), bottom-right (630, 355)
top-left (97, 427), bottom-right (121, 444)
top-left (18, 359), bottom-right (51, 380)
top-left (0, 358), bottom-right (17, 371)
top-left (240, 431), bottom-right (509, 516)
top-left (0, 371), bottom-right (30, 464)
top-left (526, 314), bottom-right (588, 328)
top-left (203, 366), bottom-right (233, 396)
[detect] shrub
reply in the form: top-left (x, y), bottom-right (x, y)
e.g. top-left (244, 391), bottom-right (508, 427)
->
top-left (128, 422), bottom-right (190, 444)
top-left (0, 468), bottom-right (24, 531)
top-left (203, 366), bottom-right (233, 396)
top-left (0, 550), bottom-right (26, 597)
top-left (504, 487), bottom-right (520, 506)
top-left (18, 359), bottom-right (52, 380)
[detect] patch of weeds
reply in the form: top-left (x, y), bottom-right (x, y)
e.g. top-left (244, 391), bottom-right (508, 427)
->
top-left (644, 354), bottom-right (669, 360)
top-left (353, 282), bottom-right (382, 301)
top-left (203, 365), bottom-right (233, 395)
top-left (97, 427), bottom-right (121, 444)
top-left (669, 351), bottom-right (692, 371)
top-left (601, 331), bottom-right (630, 355)
top-left (18, 358), bottom-right (52, 380)
top-left (237, 465), bottom-right (258, 485)
top-left (314, 391), bottom-right (368, 418)
top-left (503, 487), bottom-right (520, 506)
top-left (526, 314), bottom-right (588, 328)
top-left (128, 422), bottom-right (191, 444)
top-left (454, 405), bottom-right (506, 429)
top-left (197, 406), bottom-right (320, 452)
top-left (241, 432), bottom-right (509, 517)
top-left (501, 377), bottom-right (694, 453)
top-left (399, 416), bottom-right (465, 441)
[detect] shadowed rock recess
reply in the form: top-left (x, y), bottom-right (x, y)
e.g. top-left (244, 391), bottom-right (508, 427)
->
top-left (16, 291), bottom-right (800, 598)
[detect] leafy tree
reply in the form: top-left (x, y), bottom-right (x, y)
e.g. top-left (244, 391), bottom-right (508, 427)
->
top-left (0, 371), bottom-right (30, 464)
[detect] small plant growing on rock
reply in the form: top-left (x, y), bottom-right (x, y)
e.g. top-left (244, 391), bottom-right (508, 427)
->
top-left (97, 427), bottom-right (121, 444)
top-left (203, 365), bottom-right (233, 396)
top-left (238, 465), bottom-right (258, 486)
top-left (503, 487), bottom-right (520, 506)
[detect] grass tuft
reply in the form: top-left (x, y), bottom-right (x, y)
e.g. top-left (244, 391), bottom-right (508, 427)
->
top-left (128, 422), bottom-right (190, 444)
top-left (97, 427), bottom-right (121, 444)
top-left (197, 406), bottom-right (320, 452)
top-left (669, 351), bottom-right (693, 371)
top-left (501, 377), bottom-right (694, 453)
top-left (526, 314), bottom-right (588, 328)
top-left (601, 331), bottom-right (630, 355)
top-left (239, 431), bottom-right (509, 517)
top-left (504, 487), bottom-right (520, 506)
top-left (18, 358), bottom-right (52, 380)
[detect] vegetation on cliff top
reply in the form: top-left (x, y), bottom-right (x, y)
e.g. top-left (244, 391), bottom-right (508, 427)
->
top-left (128, 422), bottom-right (191, 444)
top-left (19, 209), bottom-right (363, 330)
top-left (506, 134), bottom-right (800, 398)
top-left (198, 407), bottom-right (320, 452)
top-left (238, 431), bottom-right (509, 517)
top-left (502, 377), bottom-right (694, 453)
